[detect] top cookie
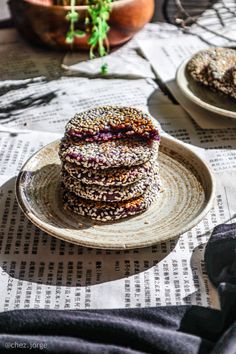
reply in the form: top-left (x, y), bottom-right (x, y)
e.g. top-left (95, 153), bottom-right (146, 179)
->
top-left (65, 106), bottom-right (160, 143)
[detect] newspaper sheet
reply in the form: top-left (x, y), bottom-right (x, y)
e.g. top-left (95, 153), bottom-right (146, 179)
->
top-left (0, 0), bottom-right (10, 22)
top-left (2, 123), bottom-right (236, 312)
top-left (0, 19), bottom-right (236, 312)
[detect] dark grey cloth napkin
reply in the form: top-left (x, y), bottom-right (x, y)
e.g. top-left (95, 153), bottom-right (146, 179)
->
top-left (0, 223), bottom-right (235, 354)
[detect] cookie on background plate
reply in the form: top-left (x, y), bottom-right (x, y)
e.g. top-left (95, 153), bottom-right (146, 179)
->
top-left (187, 47), bottom-right (236, 100)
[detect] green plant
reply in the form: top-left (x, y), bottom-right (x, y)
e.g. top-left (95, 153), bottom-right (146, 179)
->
top-left (65, 0), bottom-right (86, 44)
top-left (87, 0), bottom-right (112, 60)
top-left (57, 0), bottom-right (112, 73)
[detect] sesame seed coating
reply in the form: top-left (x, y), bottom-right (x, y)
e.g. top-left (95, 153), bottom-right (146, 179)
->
top-left (208, 62), bottom-right (236, 99)
top-left (62, 158), bottom-right (155, 186)
top-left (59, 137), bottom-right (159, 170)
top-left (187, 48), bottom-right (222, 85)
top-left (61, 166), bottom-right (159, 202)
top-left (187, 47), bottom-right (236, 100)
top-left (62, 174), bottom-right (161, 221)
top-left (65, 106), bottom-right (160, 143)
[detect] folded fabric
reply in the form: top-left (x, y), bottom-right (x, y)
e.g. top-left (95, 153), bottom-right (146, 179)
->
top-left (0, 223), bottom-right (235, 354)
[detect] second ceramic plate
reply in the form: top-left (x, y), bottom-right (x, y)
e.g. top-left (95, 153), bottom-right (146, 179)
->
top-left (176, 57), bottom-right (236, 119)
top-left (16, 136), bottom-right (215, 250)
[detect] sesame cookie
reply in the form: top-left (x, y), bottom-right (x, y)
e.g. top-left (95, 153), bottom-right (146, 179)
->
top-left (187, 48), bottom-right (217, 85)
top-left (62, 174), bottom-right (161, 221)
top-left (61, 166), bottom-right (158, 202)
top-left (187, 47), bottom-right (236, 100)
top-left (209, 59), bottom-right (236, 100)
top-left (59, 137), bottom-right (159, 170)
top-left (65, 106), bottom-right (160, 143)
top-left (62, 158), bottom-right (154, 186)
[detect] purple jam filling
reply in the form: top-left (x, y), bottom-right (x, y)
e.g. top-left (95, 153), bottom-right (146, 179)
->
top-left (67, 152), bottom-right (84, 161)
top-left (67, 127), bottom-right (160, 142)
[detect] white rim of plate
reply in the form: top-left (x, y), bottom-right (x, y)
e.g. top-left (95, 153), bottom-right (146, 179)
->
top-left (176, 57), bottom-right (236, 119)
top-left (15, 136), bottom-right (216, 249)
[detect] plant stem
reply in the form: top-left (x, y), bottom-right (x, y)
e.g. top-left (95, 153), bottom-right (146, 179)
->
top-left (71, 0), bottom-right (75, 34)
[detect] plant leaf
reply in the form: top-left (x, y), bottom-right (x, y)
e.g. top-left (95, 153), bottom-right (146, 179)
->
top-left (74, 30), bottom-right (86, 38)
top-left (65, 32), bottom-right (74, 44)
top-left (66, 11), bottom-right (79, 22)
top-left (100, 63), bottom-right (108, 74)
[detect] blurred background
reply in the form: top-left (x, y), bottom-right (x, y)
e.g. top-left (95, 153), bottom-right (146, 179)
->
top-left (0, 0), bottom-right (225, 26)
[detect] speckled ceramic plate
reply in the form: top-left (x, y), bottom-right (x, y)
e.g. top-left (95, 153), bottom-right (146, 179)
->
top-left (16, 136), bottom-right (215, 250)
top-left (176, 57), bottom-right (236, 119)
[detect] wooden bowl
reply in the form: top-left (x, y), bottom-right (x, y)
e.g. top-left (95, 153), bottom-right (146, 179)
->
top-left (8, 0), bottom-right (155, 50)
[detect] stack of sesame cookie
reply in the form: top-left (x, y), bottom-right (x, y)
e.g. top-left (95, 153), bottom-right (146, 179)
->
top-left (59, 106), bottom-right (161, 221)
